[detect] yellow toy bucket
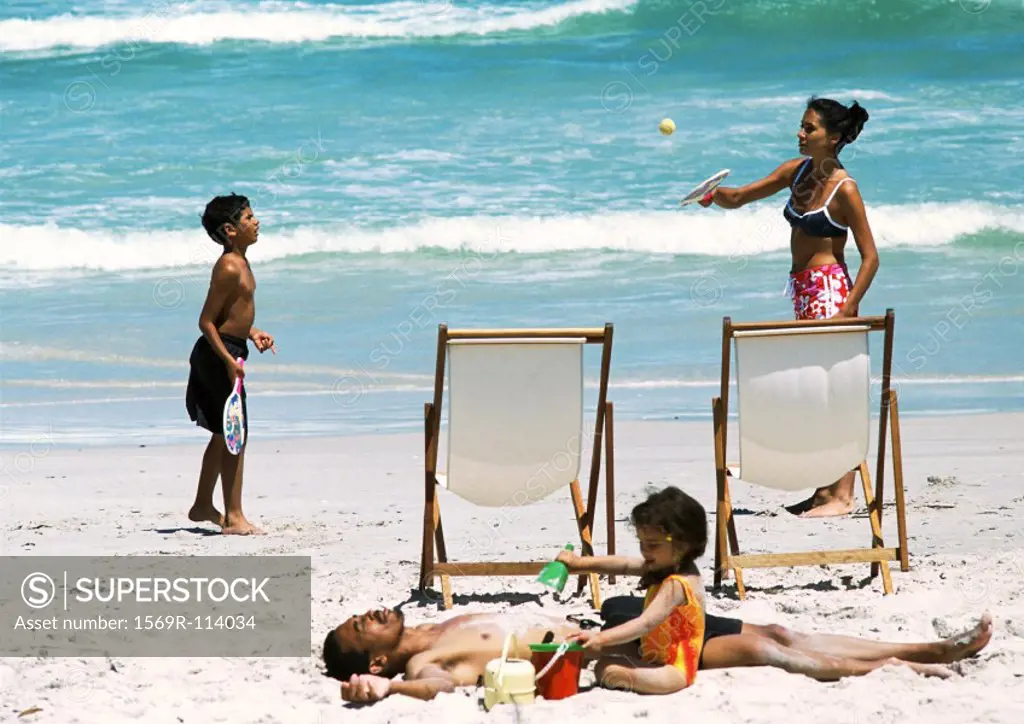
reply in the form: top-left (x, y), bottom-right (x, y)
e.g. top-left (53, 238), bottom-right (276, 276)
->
top-left (483, 633), bottom-right (536, 711)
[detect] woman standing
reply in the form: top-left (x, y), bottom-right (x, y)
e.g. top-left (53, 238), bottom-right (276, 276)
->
top-left (700, 97), bottom-right (879, 518)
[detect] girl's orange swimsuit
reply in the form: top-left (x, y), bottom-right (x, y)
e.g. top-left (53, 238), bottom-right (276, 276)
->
top-left (639, 574), bottom-right (706, 686)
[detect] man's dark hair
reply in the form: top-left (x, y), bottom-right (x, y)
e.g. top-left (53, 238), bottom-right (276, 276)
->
top-left (322, 628), bottom-right (371, 681)
top-left (201, 193), bottom-right (250, 247)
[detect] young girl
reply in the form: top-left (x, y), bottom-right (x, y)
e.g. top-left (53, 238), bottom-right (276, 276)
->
top-left (558, 486), bottom-right (708, 695)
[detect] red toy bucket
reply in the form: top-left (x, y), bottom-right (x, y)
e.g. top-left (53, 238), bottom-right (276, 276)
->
top-left (530, 642), bottom-right (585, 700)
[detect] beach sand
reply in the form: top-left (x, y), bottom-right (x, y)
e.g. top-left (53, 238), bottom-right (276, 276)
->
top-left (1, 412), bottom-right (1023, 723)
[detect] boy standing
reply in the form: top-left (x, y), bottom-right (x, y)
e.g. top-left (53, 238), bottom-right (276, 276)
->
top-left (185, 193), bottom-right (275, 535)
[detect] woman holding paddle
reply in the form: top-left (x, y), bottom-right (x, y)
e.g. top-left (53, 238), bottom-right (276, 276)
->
top-left (698, 96), bottom-right (879, 518)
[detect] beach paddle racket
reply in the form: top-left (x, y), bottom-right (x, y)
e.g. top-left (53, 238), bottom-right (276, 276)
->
top-left (679, 168), bottom-right (730, 206)
top-left (222, 357), bottom-right (246, 455)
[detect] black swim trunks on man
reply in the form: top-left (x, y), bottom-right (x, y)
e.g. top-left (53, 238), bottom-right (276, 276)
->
top-left (185, 333), bottom-right (249, 437)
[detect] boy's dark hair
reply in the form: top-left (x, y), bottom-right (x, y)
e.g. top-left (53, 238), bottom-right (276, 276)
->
top-left (201, 193), bottom-right (250, 247)
top-left (630, 486), bottom-right (708, 589)
top-left (322, 628), bottom-right (371, 681)
top-left (806, 97), bottom-right (870, 155)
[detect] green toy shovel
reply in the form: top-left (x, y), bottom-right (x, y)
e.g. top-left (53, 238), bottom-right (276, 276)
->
top-left (536, 543), bottom-right (574, 593)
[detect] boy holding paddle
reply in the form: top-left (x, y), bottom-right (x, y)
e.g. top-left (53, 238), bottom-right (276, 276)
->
top-left (185, 193), bottom-right (275, 535)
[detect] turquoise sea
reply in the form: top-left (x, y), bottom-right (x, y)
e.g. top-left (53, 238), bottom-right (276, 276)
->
top-left (1, 0), bottom-right (1023, 449)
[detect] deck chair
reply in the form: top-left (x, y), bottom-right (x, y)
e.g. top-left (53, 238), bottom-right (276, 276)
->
top-left (420, 324), bottom-right (617, 611)
top-left (711, 309), bottom-right (909, 599)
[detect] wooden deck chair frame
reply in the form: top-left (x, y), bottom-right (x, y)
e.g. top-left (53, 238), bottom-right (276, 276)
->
top-left (712, 308), bottom-right (909, 599)
top-left (419, 323), bottom-right (617, 611)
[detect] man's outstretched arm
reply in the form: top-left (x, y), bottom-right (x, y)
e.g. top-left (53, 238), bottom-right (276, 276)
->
top-left (390, 665), bottom-right (458, 701)
top-left (340, 661), bottom-right (459, 704)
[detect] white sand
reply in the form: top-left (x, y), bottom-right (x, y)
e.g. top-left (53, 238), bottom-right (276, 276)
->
top-left (1, 413), bottom-right (1023, 723)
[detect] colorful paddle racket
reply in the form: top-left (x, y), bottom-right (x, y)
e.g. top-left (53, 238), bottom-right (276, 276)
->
top-left (222, 357), bottom-right (246, 455)
top-left (679, 168), bottom-right (730, 206)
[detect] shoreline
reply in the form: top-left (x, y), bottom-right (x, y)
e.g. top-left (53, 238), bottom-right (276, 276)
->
top-left (2, 407), bottom-right (1022, 453)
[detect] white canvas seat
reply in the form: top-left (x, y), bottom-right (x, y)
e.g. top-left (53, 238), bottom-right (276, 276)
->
top-left (712, 311), bottom-right (909, 599)
top-left (420, 325), bottom-right (617, 610)
top-left (732, 325), bottom-right (871, 491)
top-left (436, 338), bottom-right (584, 508)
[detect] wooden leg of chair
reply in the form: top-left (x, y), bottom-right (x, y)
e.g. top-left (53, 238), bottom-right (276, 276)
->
top-left (725, 474), bottom-right (747, 600)
top-left (605, 402), bottom-right (616, 584)
top-left (723, 478), bottom-right (745, 595)
top-left (419, 499), bottom-right (432, 592)
top-left (570, 479), bottom-right (587, 596)
top-left (433, 497), bottom-right (453, 609)
top-left (714, 518), bottom-right (724, 587)
top-left (441, 578), bottom-right (453, 610)
top-left (889, 390), bottom-right (910, 572)
top-left (420, 404), bottom-right (437, 592)
top-left (724, 480), bottom-right (740, 556)
top-left (868, 467), bottom-right (882, 576)
top-left (872, 385), bottom-right (890, 579)
top-left (859, 461), bottom-right (893, 594)
top-left (421, 478), bottom-right (437, 593)
top-left (712, 397), bottom-right (729, 591)
top-left (570, 479), bottom-right (600, 608)
top-left (434, 496), bottom-right (448, 562)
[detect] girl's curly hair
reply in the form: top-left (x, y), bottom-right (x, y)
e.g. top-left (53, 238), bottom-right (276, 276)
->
top-left (630, 486), bottom-right (708, 589)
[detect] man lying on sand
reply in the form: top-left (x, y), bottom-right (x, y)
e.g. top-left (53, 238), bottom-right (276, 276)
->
top-left (323, 602), bottom-right (993, 703)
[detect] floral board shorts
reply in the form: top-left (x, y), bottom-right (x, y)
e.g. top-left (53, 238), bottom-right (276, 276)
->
top-left (787, 263), bottom-right (852, 320)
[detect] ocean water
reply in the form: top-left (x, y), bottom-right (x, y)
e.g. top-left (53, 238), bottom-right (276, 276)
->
top-left (1, 0), bottom-right (1023, 449)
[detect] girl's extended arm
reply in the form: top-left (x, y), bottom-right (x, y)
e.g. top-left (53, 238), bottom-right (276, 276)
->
top-left (591, 576), bottom-right (691, 648)
top-left (705, 158), bottom-right (803, 209)
top-left (557, 551), bottom-right (645, 576)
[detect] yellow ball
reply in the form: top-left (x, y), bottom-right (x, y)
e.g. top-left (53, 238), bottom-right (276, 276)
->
top-left (659, 118), bottom-right (676, 135)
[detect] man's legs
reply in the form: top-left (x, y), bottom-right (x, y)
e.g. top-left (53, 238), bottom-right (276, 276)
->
top-left (699, 614), bottom-right (993, 678)
top-left (745, 613), bottom-right (993, 664)
top-left (220, 446), bottom-right (264, 535)
top-left (699, 633), bottom-right (953, 680)
top-left (188, 435), bottom-right (225, 527)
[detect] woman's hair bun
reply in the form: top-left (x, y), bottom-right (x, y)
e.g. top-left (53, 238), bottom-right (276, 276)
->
top-left (844, 100), bottom-right (869, 145)
top-left (806, 96), bottom-right (870, 153)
